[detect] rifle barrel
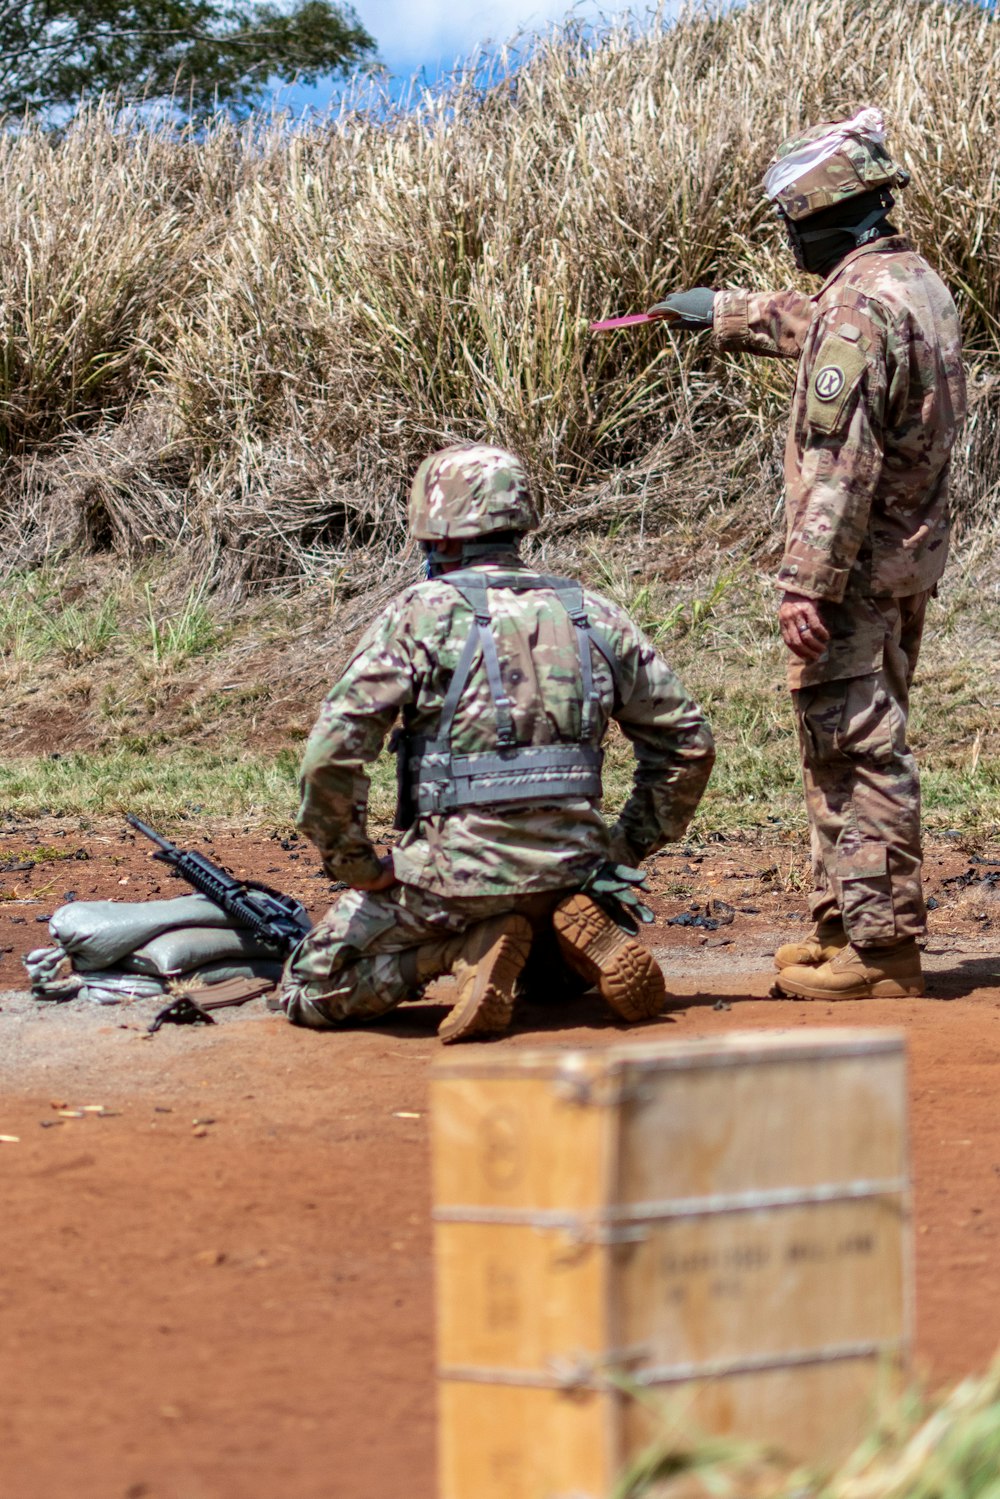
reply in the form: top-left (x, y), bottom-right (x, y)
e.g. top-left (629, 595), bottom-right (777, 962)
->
top-left (126, 814), bottom-right (177, 854)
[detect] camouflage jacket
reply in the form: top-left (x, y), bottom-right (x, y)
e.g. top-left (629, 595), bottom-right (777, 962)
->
top-left (714, 238), bottom-right (966, 683)
top-left (296, 557), bottom-right (715, 896)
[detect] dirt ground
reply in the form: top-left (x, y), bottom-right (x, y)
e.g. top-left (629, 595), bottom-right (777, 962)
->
top-left (2, 816), bottom-right (1000, 1499)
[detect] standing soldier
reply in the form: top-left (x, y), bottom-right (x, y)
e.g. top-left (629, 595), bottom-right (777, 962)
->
top-left (278, 445), bottom-right (715, 1039)
top-left (653, 109), bottom-right (965, 999)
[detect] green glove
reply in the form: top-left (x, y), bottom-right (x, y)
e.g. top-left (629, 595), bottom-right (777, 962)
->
top-left (648, 288), bottom-right (716, 329)
top-left (580, 862), bottom-right (655, 931)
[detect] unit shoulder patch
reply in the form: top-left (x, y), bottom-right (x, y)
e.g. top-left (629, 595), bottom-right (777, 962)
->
top-left (806, 332), bottom-right (869, 435)
top-left (814, 365), bottom-right (846, 401)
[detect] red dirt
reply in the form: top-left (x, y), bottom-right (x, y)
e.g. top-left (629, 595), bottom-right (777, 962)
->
top-left (1, 818), bottom-right (999, 1498)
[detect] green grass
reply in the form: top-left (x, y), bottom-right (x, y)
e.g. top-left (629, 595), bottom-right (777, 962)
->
top-left (0, 747), bottom-right (305, 823)
top-left (613, 1360), bottom-right (1000, 1499)
top-left (143, 580), bottom-right (218, 665)
top-left (0, 557), bottom-right (997, 841)
top-left (0, 724), bottom-right (997, 841)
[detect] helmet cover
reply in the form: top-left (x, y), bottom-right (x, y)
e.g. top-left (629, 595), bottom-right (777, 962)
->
top-left (762, 108), bottom-right (909, 221)
top-left (408, 444), bottom-right (540, 541)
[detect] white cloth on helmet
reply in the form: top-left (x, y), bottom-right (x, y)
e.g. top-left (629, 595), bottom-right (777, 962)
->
top-left (763, 108), bottom-right (887, 202)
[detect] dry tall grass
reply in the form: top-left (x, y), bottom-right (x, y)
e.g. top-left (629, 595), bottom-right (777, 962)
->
top-left (2, 0), bottom-right (1000, 591)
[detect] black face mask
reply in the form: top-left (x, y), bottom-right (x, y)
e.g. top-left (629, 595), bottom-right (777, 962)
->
top-left (781, 188), bottom-right (897, 277)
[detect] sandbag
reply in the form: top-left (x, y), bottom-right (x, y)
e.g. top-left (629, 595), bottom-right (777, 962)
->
top-left (177, 958), bottom-right (283, 986)
top-left (124, 925), bottom-right (276, 977)
top-left (78, 973), bottom-right (169, 1005)
top-left (80, 958), bottom-right (282, 1004)
top-left (50, 896), bottom-right (234, 971)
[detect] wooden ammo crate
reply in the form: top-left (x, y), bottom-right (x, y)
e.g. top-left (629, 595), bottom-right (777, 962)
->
top-left (431, 1030), bottom-right (910, 1499)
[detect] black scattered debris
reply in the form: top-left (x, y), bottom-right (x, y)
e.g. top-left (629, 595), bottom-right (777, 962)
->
top-left (927, 896), bottom-right (939, 910)
top-left (668, 900), bottom-right (735, 932)
top-left (739, 905), bottom-right (761, 914)
top-left (149, 996), bottom-right (217, 1032)
top-left (942, 867), bottom-right (1000, 892)
top-left (668, 911), bottom-right (719, 930)
top-left (34, 914), bottom-right (51, 923)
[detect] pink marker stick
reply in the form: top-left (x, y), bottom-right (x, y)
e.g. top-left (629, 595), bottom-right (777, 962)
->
top-left (589, 312), bottom-right (662, 331)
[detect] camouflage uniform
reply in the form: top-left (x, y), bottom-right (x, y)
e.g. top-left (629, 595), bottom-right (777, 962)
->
top-left (282, 451), bottom-right (714, 1028)
top-left (714, 236), bottom-right (965, 944)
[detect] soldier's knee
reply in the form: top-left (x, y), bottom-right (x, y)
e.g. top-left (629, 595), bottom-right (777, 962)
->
top-left (798, 676), bottom-right (906, 770)
top-left (281, 985), bottom-right (351, 1028)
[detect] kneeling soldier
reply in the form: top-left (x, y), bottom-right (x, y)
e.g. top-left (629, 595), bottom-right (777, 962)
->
top-left (278, 444), bottom-right (715, 1040)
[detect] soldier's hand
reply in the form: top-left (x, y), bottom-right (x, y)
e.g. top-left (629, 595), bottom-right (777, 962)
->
top-left (647, 289), bottom-right (716, 329)
top-left (778, 592), bottom-right (830, 662)
top-left (352, 854), bottom-right (398, 893)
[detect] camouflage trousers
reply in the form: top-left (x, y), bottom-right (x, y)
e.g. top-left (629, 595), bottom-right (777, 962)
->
top-left (280, 881), bottom-right (566, 1029)
top-left (793, 592), bottom-right (929, 948)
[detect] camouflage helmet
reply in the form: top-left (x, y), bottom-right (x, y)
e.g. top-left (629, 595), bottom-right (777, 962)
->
top-left (408, 444), bottom-right (540, 541)
top-left (762, 108), bottom-right (909, 222)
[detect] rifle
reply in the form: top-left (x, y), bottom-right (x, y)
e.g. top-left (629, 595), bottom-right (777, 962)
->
top-left (388, 723), bottom-right (416, 832)
top-left (126, 815), bottom-right (311, 957)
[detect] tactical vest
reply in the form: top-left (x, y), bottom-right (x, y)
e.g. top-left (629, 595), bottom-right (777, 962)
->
top-left (392, 568), bottom-right (621, 828)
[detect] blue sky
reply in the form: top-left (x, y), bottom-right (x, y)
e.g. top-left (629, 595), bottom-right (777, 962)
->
top-left (272, 0), bottom-right (642, 112)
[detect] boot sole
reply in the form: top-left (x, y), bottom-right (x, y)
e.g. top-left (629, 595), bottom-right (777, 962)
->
top-left (774, 974), bottom-right (924, 1001)
top-left (553, 894), bottom-right (666, 1022)
top-left (437, 916), bottom-right (533, 1043)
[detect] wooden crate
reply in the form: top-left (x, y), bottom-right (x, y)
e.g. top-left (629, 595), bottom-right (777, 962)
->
top-left (431, 1030), bottom-right (910, 1499)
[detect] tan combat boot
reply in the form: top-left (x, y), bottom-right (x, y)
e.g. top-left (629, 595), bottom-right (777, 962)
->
top-left (775, 940), bottom-right (923, 1001)
top-left (774, 921), bottom-right (848, 971)
top-left (552, 893), bottom-right (666, 1022)
top-left (437, 915), bottom-right (533, 1043)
